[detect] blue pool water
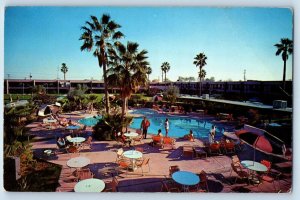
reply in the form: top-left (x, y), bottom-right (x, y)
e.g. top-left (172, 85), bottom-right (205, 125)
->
top-left (130, 108), bottom-right (234, 140)
top-left (78, 115), bottom-right (102, 126)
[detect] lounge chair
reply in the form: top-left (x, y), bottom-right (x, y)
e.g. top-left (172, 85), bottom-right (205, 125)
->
top-left (230, 163), bottom-right (250, 185)
top-left (162, 137), bottom-right (175, 149)
top-left (151, 135), bottom-right (162, 147)
top-left (182, 144), bottom-right (194, 157)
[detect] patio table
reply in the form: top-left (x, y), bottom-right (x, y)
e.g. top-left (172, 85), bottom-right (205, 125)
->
top-left (67, 156), bottom-right (90, 169)
top-left (66, 125), bottom-right (81, 136)
top-left (69, 137), bottom-right (86, 146)
top-left (124, 132), bottom-right (139, 138)
top-left (172, 171), bottom-right (200, 192)
top-left (241, 160), bottom-right (268, 184)
top-left (74, 178), bottom-right (105, 192)
top-left (123, 150), bottom-right (143, 170)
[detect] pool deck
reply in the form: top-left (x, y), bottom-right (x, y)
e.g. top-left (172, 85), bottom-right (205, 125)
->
top-left (28, 110), bottom-right (292, 193)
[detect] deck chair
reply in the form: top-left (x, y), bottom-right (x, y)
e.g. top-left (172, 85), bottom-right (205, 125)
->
top-left (162, 137), bottom-right (175, 149)
top-left (169, 165), bottom-right (180, 177)
top-left (182, 144), bottom-right (194, 157)
top-left (115, 148), bottom-right (124, 162)
top-left (104, 177), bottom-right (119, 192)
top-left (115, 159), bottom-right (131, 176)
top-left (136, 158), bottom-right (150, 175)
top-left (197, 170), bottom-right (209, 192)
top-left (152, 136), bottom-right (162, 147)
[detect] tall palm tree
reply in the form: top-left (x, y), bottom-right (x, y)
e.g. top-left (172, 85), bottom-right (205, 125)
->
top-left (147, 66), bottom-right (152, 81)
top-left (107, 41), bottom-right (149, 118)
top-left (61, 63), bottom-right (68, 81)
top-left (161, 62), bottom-right (171, 82)
top-left (274, 38), bottom-right (293, 90)
top-left (79, 14), bottom-right (124, 113)
top-left (193, 53), bottom-right (207, 96)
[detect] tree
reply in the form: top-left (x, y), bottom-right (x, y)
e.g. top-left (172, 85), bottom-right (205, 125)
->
top-left (163, 85), bottom-right (179, 105)
top-left (146, 66), bottom-right (152, 81)
top-left (80, 14), bottom-right (124, 113)
top-left (274, 38), bottom-right (293, 90)
top-left (193, 53), bottom-right (207, 96)
top-left (107, 41), bottom-right (149, 118)
top-left (161, 62), bottom-right (171, 82)
top-left (198, 69), bottom-right (206, 81)
top-left (60, 63), bottom-right (68, 81)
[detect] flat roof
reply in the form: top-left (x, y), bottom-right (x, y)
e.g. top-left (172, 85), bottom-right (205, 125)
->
top-left (178, 96), bottom-right (292, 113)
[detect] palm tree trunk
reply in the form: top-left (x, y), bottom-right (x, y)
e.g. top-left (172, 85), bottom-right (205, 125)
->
top-left (199, 68), bottom-right (202, 97)
top-left (103, 64), bottom-right (110, 114)
top-left (283, 59), bottom-right (286, 90)
top-left (165, 72), bottom-right (167, 82)
top-left (162, 71), bottom-right (163, 83)
top-left (64, 73), bottom-right (66, 81)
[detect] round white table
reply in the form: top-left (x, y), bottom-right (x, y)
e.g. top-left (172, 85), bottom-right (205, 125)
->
top-left (124, 132), bottom-right (139, 138)
top-left (69, 137), bottom-right (86, 145)
top-left (241, 160), bottom-right (268, 172)
top-left (241, 160), bottom-right (268, 184)
top-left (172, 171), bottom-right (200, 192)
top-left (74, 178), bottom-right (105, 192)
top-left (123, 150), bottom-right (143, 170)
top-left (67, 157), bottom-right (90, 168)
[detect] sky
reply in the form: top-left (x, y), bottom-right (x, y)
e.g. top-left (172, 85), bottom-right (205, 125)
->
top-left (4, 7), bottom-right (293, 82)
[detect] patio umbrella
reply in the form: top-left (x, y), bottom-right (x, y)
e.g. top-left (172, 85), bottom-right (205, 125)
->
top-left (235, 124), bottom-right (287, 161)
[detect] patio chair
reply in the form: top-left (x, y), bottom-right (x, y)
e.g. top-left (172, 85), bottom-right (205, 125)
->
top-left (208, 143), bottom-right (221, 155)
top-left (132, 134), bottom-right (143, 145)
top-left (151, 135), bottom-right (163, 147)
top-left (81, 136), bottom-right (93, 150)
top-left (225, 141), bottom-right (235, 154)
top-left (104, 177), bottom-right (119, 192)
top-left (161, 179), bottom-right (181, 192)
top-left (198, 170), bottom-right (209, 192)
top-left (193, 145), bottom-right (207, 159)
top-left (136, 158), bottom-right (150, 176)
top-left (162, 137), bottom-right (176, 149)
top-left (230, 163), bottom-right (250, 185)
top-left (115, 159), bottom-right (131, 176)
top-left (169, 165), bottom-right (180, 177)
top-left (76, 168), bottom-right (94, 181)
top-left (259, 160), bottom-right (282, 192)
top-left (182, 144), bottom-right (194, 157)
top-left (116, 148), bottom-right (124, 162)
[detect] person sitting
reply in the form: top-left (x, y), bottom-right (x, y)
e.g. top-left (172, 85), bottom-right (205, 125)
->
top-left (56, 137), bottom-right (66, 148)
top-left (157, 129), bottom-right (163, 137)
top-left (209, 125), bottom-right (216, 144)
top-left (184, 130), bottom-right (195, 142)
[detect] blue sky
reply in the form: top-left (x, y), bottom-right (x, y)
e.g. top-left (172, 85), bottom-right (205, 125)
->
top-left (4, 7), bottom-right (293, 81)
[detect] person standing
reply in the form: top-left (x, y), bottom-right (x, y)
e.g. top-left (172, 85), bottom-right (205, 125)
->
top-left (140, 116), bottom-right (150, 139)
top-left (209, 125), bottom-right (216, 143)
top-left (164, 118), bottom-right (169, 137)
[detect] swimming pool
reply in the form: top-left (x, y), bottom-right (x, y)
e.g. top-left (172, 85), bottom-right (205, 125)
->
top-left (78, 115), bottom-right (102, 126)
top-left (129, 108), bottom-right (234, 140)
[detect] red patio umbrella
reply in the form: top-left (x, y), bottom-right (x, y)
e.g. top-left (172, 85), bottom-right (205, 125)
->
top-left (235, 125), bottom-right (287, 161)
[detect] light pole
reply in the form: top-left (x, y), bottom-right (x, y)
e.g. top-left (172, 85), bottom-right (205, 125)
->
top-left (45, 83), bottom-right (48, 94)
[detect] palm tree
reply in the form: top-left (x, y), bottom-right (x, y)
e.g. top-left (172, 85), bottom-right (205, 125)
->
top-left (193, 53), bottom-right (207, 96)
top-left (161, 62), bottom-right (171, 82)
top-left (107, 41), bottom-right (149, 118)
top-left (274, 38), bottom-right (293, 90)
top-left (79, 14), bottom-right (124, 113)
top-left (61, 63), bottom-right (68, 81)
top-left (199, 69), bottom-right (206, 81)
top-left (147, 66), bottom-right (152, 81)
